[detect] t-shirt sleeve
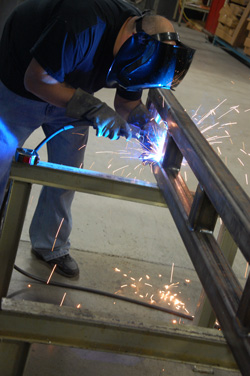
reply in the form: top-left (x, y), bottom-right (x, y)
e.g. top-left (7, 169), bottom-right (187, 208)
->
top-left (116, 86), bottom-right (142, 101)
top-left (30, 18), bottom-right (80, 82)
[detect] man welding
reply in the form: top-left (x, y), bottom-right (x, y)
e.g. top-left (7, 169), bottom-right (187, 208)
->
top-left (0, 0), bottom-right (194, 277)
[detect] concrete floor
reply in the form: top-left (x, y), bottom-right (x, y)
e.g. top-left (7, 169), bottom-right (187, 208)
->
top-left (4, 19), bottom-right (250, 376)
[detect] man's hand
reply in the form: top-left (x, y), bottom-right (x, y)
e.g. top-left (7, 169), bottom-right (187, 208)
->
top-left (66, 88), bottom-right (132, 141)
top-left (87, 102), bottom-right (132, 140)
top-left (127, 103), bottom-right (168, 165)
top-left (127, 103), bottom-right (159, 148)
top-left (127, 103), bottom-right (155, 128)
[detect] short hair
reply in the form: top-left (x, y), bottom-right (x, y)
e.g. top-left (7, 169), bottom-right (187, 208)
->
top-left (140, 15), bottom-right (175, 36)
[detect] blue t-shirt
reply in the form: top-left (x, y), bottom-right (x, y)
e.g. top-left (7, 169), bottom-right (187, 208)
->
top-left (0, 0), bottom-right (141, 101)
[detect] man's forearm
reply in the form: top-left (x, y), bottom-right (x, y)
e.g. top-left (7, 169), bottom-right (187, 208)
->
top-left (114, 93), bottom-right (141, 121)
top-left (24, 58), bottom-right (75, 107)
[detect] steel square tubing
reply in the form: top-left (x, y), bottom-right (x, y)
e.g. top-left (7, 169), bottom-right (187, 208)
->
top-left (148, 89), bottom-right (250, 262)
top-left (0, 298), bottom-right (238, 370)
top-left (0, 180), bottom-right (31, 298)
top-left (148, 89), bottom-right (250, 374)
top-left (9, 161), bottom-right (167, 208)
top-left (153, 164), bottom-right (250, 373)
top-left (0, 161), bottom-right (166, 298)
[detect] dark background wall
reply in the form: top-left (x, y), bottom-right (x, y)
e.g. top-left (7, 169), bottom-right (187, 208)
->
top-left (129, 0), bottom-right (178, 20)
top-left (0, 0), bottom-right (25, 37)
top-left (157, 0), bottom-right (178, 20)
top-left (1, 0), bottom-right (180, 38)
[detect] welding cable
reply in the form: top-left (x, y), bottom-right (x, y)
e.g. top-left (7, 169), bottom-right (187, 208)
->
top-left (34, 125), bottom-right (75, 152)
top-left (13, 264), bottom-right (193, 321)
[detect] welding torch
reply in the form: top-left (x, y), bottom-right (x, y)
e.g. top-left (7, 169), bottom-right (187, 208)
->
top-left (15, 100), bottom-right (164, 166)
top-left (14, 122), bottom-right (150, 166)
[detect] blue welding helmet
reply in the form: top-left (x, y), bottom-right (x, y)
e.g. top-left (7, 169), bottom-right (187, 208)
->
top-left (106, 24), bottom-right (195, 91)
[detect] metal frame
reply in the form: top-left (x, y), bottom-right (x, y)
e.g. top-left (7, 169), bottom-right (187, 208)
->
top-left (0, 162), bottom-right (238, 375)
top-left (147, 88), bottom-right (250, 375)
top-left (0, 88), bottom-right (249, 374)
top-left (194, 223), bottom-right (238, 328)
top-left (0, 162), bottom-right (167, 298)
top-left (0, 298), bottom-right (237, 369)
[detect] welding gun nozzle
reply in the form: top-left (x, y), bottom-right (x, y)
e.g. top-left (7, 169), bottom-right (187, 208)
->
top-left (130, 124), bottom-right (145, 142)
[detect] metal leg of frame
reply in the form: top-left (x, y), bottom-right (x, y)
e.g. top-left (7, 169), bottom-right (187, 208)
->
top-left (0, 340), bottom-right (30, 376)
top-left (0, 179), bottom-right (32, 376)
top-left (194, 223), bottom-right (238, 328)
top-left (0, 180), bottom-right (31, 299)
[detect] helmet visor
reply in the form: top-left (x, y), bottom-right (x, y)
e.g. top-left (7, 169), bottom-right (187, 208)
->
top-left (106, 32), bottom-right (195, 91)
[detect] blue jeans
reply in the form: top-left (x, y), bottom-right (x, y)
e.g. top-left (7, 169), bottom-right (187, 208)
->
top-left (0, 81), bottom-right (89, 261)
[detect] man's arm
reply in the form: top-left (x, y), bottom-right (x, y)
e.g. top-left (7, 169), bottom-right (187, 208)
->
top-left (115, 91), bottom-right (155, 130)
top-left (24, 58), bottom-right (75, 107)
top-left (24, 59), bottom-right (131, 140)
top-left (114, 92), bottom-right (141, 121)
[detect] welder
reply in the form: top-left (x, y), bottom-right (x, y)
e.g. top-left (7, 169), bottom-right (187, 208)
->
top-left (0, 0), bottom-right (194, 277)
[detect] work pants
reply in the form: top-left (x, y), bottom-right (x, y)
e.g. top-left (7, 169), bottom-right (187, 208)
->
top-left (0, 81), bottom-right (89, 260)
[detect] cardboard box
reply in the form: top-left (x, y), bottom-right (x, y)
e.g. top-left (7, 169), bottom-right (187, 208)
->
top-left (215, 24), bottom-right (234, 44)
top-left (218, 14), bottom-right (239, 27)
top-left (218, 4), bottom-right (239, 28)
top-left (231, 0), bottom-right (250, 6)
top-left (244, 37), bottom-right (250, 47)
top-left (216, 22), bottom-right (235, 36)
top-left (230, 3), bottom-right (245, 17)
top-left (219, 4), bottom-right (232, 17)
top-left (244, 46), bottom-right (250, 55)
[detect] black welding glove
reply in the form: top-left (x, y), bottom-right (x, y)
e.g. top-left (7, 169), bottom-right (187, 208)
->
top-left (128, 103), bottom-right (159, 150)
top-left (66, 88), bottom-right (132, 140)
top-left (127, 103), bottom-right (154, 129)
top-left (128, 103), bottom-right (168, 165)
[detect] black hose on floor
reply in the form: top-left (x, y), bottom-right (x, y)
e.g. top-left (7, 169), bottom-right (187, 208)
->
top-left (13, 264), bottom-right (193, 321)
